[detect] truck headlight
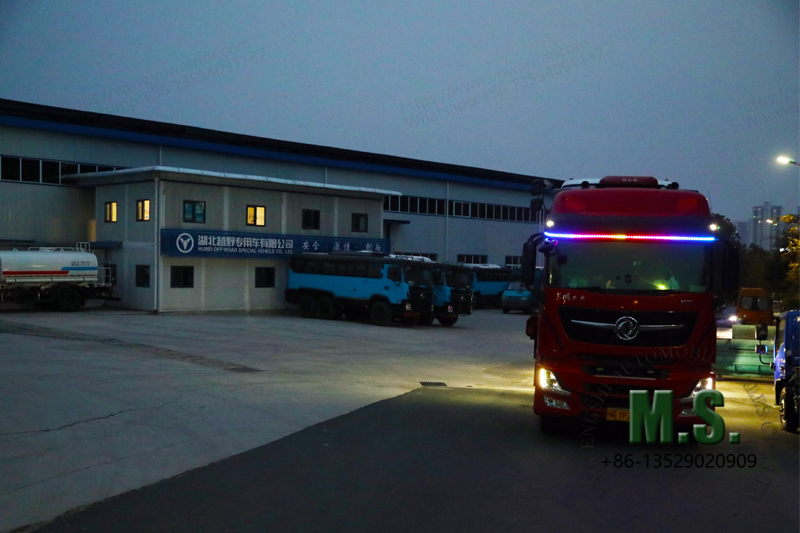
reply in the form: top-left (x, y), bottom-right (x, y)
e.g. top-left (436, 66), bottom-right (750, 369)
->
top-left (728, 314), bottom-right (737, 323)
top-left (538, 368), bottom-right (567, 393)
top-left (692, 377), bottom-right (713, 396)
top-left (404, 302), bottom-right (412, 311)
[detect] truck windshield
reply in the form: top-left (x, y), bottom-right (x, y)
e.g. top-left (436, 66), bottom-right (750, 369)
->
top-left (404, 266), bottom-right (432, 286)
top-left (506, 281), bottom-right (527, 291)
top-left (547, 241), bottom-right (708, 293)
top-left (446, 270), bottom-right (471, 288)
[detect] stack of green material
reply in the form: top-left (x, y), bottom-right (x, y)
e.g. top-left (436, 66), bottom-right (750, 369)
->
top-left (714, 325), bottom-right (775, 378)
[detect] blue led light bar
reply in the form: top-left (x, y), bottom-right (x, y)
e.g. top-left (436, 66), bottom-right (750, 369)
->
top-left (544, 232), bottom-right (716, 242)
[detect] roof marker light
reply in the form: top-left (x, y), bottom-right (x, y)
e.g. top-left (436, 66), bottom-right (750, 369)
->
top-left (544, 232), bottom-right (716, 242)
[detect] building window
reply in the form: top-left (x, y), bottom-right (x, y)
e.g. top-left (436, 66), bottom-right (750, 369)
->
top-left (255, 267), bottom-right (275, 288)
top-left (104, 201), bottom-right (118, 223)
top-left (1, 156), bottom-right (20, 181)
top-left (505, 256), bottom-right (522, 266)
top-left (351, 213), bottom-right (368, 232)
top-left (21, 158), bottom-right (40, 182)
top-left (247, 205), bottom-right (266, 226)
top-left (302, 209), bottom-right (320, 230)
top-left (170, 266), bottom-right (194, 288)
top-left (458, 254), bottom-right (488, 264)
top-left (42, 161), bottom-right (60, 184)
top-left (183, 201), bottom-right (206, 223)
top-left (135, 265), bottom-right (151, 287)
top-left (136, 199), bottom-right (150, 221)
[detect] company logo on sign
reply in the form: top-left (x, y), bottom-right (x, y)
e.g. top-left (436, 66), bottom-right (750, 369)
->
top-left (176, 233), bottom-right (194, 254)
top-left (614, 316), bottom-right (640, 340)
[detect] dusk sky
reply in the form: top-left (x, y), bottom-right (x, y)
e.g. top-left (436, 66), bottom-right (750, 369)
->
top-left (0, 0), bottom-right (797, 223)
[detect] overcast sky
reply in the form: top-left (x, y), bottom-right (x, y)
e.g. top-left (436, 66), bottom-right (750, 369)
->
top-left (0, 1), bottom-right (797, 222)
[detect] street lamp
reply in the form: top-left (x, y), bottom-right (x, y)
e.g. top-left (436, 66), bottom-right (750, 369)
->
top-left (777, 156), bottom-right (800, 166)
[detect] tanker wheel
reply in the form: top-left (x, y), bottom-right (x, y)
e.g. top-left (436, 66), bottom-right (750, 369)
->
top-left (317, 296), bottom-right (337, 320)
top-left (298, 295), bottom-right (317, 318)
top-left (369, 301), bottom-right (392, 326)
top-left (437, 316), bottom-right (458, 327)
top-left (55, 287), bottom-right (82, 312)
top-left (779, 387), bottom-right (798, 432)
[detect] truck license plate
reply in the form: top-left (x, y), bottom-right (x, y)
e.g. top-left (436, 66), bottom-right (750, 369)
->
top-left (606, 409), bottom-right (630, 422)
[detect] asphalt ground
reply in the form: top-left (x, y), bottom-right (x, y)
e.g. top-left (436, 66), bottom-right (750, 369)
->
top-left (29, 386), bottom-right (800, 533)
top-left (1, 308), bottom-right (797, 532)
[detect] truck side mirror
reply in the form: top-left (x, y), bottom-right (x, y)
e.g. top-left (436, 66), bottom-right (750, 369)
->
top-left (521, 233), bottom-right (543, 285)
top-left (756, 324), bottom-right (769, 341)
top-left (526, 315), bottom-right (539, 340)
top-left (712, 241), bottom-right (739, 295)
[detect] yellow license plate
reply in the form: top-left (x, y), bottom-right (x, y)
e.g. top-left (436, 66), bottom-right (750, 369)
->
top-left (606, 409), bottom-right (630, 422)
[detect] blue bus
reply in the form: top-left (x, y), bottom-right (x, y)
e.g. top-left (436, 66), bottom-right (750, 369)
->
top-left (465, 264), bottom-right (512, 308)
top-left (418, 263), bottom-right (473, 327)
top-left (286, 253), bottom-right (434, 326)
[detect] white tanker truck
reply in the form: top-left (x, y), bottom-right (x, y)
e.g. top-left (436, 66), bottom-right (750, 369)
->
top-left (0, 243), bottom-right (113, 311)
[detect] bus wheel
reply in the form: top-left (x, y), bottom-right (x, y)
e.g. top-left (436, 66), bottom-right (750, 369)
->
top-left (539, 416), bottom-right (560, 434)
top-left (55, 287), bottom-right (82, 312)
top-left (298, 295), bottom-right (317, 318)
top-left (780, 388), bottom-right (798, 432)
top-left (370, 301), bottom-right (392, 326)
top-left (399, 315), bottom-right (419, 327)
top-left (317, 296), bottom-right (337, 320)
top-left (418, 312), bottom-right (435, 326)
top-left (437, 316), bottom-right (458, 327)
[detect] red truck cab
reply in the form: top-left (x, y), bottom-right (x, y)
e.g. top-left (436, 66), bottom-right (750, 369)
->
top-left (523, 176), bottom-right (738, 432)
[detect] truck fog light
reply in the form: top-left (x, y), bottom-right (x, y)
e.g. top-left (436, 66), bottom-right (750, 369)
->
top-left (404, 302), bottom-right (412, 311)
top-left (692, 377), bottom-right (713, 396)
top-left (538, 368), bottom-right (567, 393)
top-left (679, 408), bottom-right (696, 417)
top-left (544, 396), bottom-right (570, 410)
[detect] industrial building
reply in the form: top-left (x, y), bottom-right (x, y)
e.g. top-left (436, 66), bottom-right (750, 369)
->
top-left (0, 99), bottom-right (555, 311)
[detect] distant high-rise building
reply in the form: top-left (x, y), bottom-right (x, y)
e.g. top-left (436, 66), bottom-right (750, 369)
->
top-left (750, 202), bottom-right (783, 250)
top-left (734, 220), bottom-right (750, 246)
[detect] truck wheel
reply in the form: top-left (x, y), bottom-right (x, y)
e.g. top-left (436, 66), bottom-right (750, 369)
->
top-left (539, 416), bottom-right (560, 434)
top-left (399, 315), bottom-right (419, 327)
top-left (298, 295), bottom-right (317, 318)
top-left (418, 312), bottom-right (435, 326)
top-left (473, 293), bottom-right (482, 309)
top-left (55, 287), bottom-right (82, 312)
top-left (317, 296), bottom-right (337, 320)
top-left (437, 316), bottom-right (458, 327)
top-left (370, 301), bottom-right (392, 326)
top-left (779, 387), bottom-right (798, 432)
top-left (502, 308), bottom-right (510, 314)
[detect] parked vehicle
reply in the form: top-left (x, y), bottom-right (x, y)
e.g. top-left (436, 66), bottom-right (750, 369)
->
top-left (501, 281), bottom-right (535, 314)
top-left (418, 264), bottom-right (473, 327)
top-left (285, 252), bottom-right (434, 326)
top-left (522, 176), bottom-right (739, 433)
top-left (465, 264), bottom-right (511, 308)
top-left (736, 287), bottom-right (773, 325)
top-left (0, 243), bottom-right (113, 311)
top-left (714, 305), bottom-right (738, 328)
top-left (758, 311), bottom-right (799, 432)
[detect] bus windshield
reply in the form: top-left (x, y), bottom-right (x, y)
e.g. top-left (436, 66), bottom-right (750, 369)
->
top-left (404, 266), bottom-right (432, 286)
top-left (547, 241), bottom-right (708, 293)
top-left (446, 269), bottom-right (471, 288)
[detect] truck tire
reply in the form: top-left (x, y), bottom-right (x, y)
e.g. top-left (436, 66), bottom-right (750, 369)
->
top-left (298, 295), bottom-right (317, 318)
top-left (437, 316), bottom-right (458, 327)
top-left (317, 296), bottom-right (337, 320)
top-left (55, 287), bottom-right (82, 312)
top-left (370, 301), bottom-right (392, 326)
top-left (539, 415), bottom-right (560, 434)
top-left (418, 312), bottom-right (435, 326)
top-left (502, 308), bottom-right (510, 314)
top-left (779, 387), bottom-right (798, 432)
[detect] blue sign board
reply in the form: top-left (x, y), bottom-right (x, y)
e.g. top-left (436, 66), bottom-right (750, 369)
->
top-left (161, 229), bottom-right (391, 259)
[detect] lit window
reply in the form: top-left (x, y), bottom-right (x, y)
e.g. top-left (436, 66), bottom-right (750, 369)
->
top-left (247, 205), bottom-right (266, 226)
top-left (104, 201), bottom-right (117, 223)
top-left (136, 199), bottom-right (150, 221)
